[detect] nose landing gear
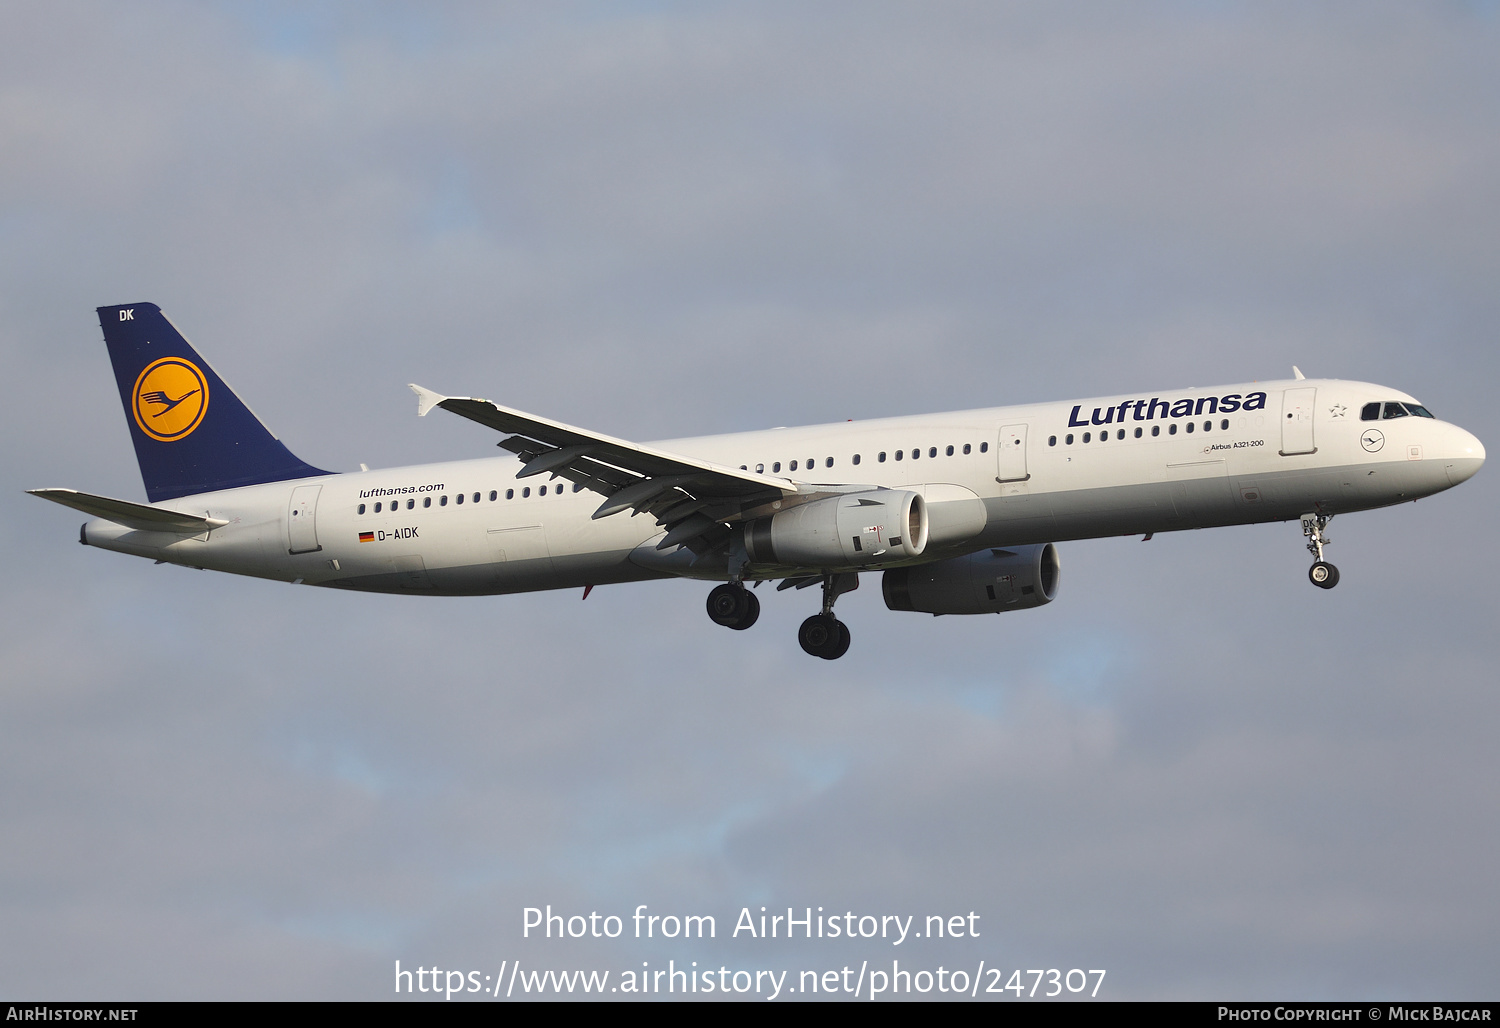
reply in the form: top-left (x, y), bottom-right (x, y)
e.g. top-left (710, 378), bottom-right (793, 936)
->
top-left (798, 573), bottom-right (857, 660)
top-left (1302, 513), bottom-right (1340, 589)
top-left (706, 582), bottom-right (760, 630)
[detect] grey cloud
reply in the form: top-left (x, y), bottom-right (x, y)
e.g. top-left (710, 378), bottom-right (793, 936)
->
top-left (1, 0), bottom-right (1497, 1000)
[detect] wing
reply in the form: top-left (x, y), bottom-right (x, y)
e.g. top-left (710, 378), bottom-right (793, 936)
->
top-left (410, 384), bottom-right (840, 558)
top-left (28, 488), bottom-right (229, 533)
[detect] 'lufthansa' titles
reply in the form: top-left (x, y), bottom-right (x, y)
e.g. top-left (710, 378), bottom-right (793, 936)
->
top-left (1068, 391), bottom-right (1267, 428)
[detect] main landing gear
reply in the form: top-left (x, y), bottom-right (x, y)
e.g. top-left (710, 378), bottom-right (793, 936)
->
top-left (704, 572), bottom-right (857, 659)
top-left (798, 614), bottom-right (850, 661)
top-left (706, 582), bottom-right (760, 630)
top-left (798, 573), bottom-right (857, 660)
top-left (1302, 512), bottom-right (1340, 590)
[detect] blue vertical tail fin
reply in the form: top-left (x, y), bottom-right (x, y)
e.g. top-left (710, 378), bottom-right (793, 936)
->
top-left (98, 302), bottom-right (331, 502)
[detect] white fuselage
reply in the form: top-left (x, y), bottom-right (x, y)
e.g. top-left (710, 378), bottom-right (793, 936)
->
top-left (81, 378), bottom-right (1486, 596)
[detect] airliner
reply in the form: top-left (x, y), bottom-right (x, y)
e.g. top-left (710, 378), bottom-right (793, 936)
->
top-left (30, 303), bottom-right (1485, 659)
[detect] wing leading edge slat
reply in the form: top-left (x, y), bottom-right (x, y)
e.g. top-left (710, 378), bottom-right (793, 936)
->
top-left (410, 385), bottom-right (799, 549)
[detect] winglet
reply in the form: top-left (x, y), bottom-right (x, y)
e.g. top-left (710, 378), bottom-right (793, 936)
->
top-left (409, 383), bottom-right (448, 417)
top-left (1293, 366), bottom-right (1306, 380)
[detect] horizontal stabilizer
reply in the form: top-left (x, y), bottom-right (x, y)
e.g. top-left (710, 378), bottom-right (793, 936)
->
top-left (27, 488), bottom-right (228, 533)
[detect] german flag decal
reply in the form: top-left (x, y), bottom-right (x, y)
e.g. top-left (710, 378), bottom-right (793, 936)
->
top-left (358, 531), bottom-right (375, 543)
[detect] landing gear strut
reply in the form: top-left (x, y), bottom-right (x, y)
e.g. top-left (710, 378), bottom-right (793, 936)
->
top-left (1302, 513), bottom-right (1340, 590)
top-left (706, 583), bottom-right (760, 630)
top-left (799, 573), bottom-right (856, 660)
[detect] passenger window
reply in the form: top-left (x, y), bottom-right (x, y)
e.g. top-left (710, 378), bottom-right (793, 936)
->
top-left (520, 488), bottom-right (529, 498)
top-left (877, 452), bottom-right (885, 463)
top-left (506, 489), bottom-right (514, 499)
top-left (980, 442), bottom-right (988, 452)
top-left (423, 496), bottom-right (432, 508)
top-left (1065, 434), bottom-right (1074, 445)
top-left (473, 492), bottom-right (480, 503)
top-left (963, 443), bottom-right (971, 454)
top-left (1169, 424), bottom-right (1177, 435)
top-left (1083, 432), bottom-right (1091, 443)
top-left (1186, 422), bottom-right (1195, 433)
top-left (928, 447), bottom-right (937, 458)
top-left (1117, 429), bottom-right (1125, 440)
top-left (1152, 426), bottom-right (1160, 437)
top-left (1133, 427), bottom-right (1142, 438)
top-left (1048, 436), bottom-right (1057, 446)
top-left (489, 490), bottom-right (497, 501)
top-left (772, 462), bottom-right (780, 473)
top-left (440, 495), bottom-right (448, 506)
top-left (1383, 402), bottom-right (1409, 420)
top-left (1360, 402), bottom-right (1381, 421)
top-left (852, 454), bottom-right (861, 465)
top-left (911, 449), bottom-right (920, 460)
top-left (807, 458), bottom-right (814, 469)
top-left (358, 503), bottom-right (366, 515)
top-left (407, 499), bottom-right (415, 510)
top-left (756, 463), bottom-right (764, 473)
top-left (456, 493), bottom-right (464, 504)
top-left (826, 457), bottom-right (834, 467)
top-left (946, 445), bottom-right (954, 456)
top-left (539, 485), bottom-right (547, 496)
top-left (790, 460), bottom-right (798, 471)
top-left (1203, 421), bottom-right (1211, 432)
top-left (375, 501), bottom-right (382, 513)
top-left (1221, 420), bottom-right (1228, 430)
top-left (895, 450), bottom-right (904, 461)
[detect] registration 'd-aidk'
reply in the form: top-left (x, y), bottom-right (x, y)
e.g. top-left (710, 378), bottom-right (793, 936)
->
top-left (31, 303), bottom-right (1485, 659)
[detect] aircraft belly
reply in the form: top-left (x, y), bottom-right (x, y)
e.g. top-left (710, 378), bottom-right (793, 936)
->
top-left (323, 546), bottom-right (655, 596)
top-left (1000, 456), bottom-right (1459, 547)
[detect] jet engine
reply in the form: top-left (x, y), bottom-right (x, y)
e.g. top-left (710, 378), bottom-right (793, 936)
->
top-left (882, 543), bottom-right (1060, 615)
top-left (745, 490), bottom-right (928, 568)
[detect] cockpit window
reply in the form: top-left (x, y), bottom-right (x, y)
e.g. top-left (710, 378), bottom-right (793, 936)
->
top-left (1360, 402), bottom-right (1381, 421)
top-left (1406, 404), bottom-right (1435, 418)
top-left (1382, 402), bottom-right (1410, 420)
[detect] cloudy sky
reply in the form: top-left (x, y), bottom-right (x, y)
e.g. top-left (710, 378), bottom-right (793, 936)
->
top-left (3, 1), bottom-right (1497, 1001)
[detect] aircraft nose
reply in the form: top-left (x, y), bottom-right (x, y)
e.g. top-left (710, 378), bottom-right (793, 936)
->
top-left (1442, 425), bottom-right (1485, 487)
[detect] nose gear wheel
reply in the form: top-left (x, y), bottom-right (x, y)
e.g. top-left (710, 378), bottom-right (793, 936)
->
top-left (1309, 561), bottom-right (1339, 589)
top-left (1301, 513), bottom-right (1339, 589)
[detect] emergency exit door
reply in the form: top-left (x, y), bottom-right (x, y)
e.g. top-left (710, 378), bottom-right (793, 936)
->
top-left (996, 424), bottom-right (1029, 482)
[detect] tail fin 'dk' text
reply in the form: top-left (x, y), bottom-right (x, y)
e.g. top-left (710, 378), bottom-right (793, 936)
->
top-left (98, 303), bottom-right (330, 502)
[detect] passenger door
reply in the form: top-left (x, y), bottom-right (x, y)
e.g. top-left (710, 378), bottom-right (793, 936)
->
top-left (287, 484), bottom-right (322, 554)
top-left (1280, 388), bottom-right (1318, 456)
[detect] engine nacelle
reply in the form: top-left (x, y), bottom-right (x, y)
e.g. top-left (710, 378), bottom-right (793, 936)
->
top-left (745, 490), bottom-right (928, 568)
top-left (882, 543), bottom-right (1061, 615)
